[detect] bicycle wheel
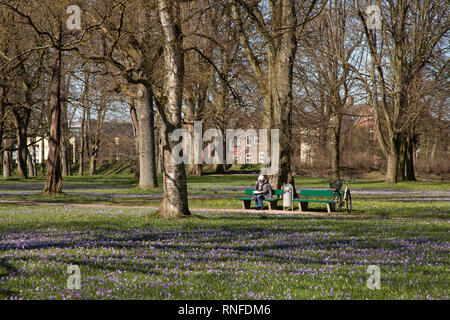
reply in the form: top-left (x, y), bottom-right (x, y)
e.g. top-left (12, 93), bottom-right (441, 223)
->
top-left (346, 192), bottom-right (352, 213)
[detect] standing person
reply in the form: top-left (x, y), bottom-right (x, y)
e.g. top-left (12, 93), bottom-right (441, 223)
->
top-left (254, 175), bottom-right (273, 210)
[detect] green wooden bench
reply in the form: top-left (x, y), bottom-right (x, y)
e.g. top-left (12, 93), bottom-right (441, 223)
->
top-left (237, 189), bottom-right (283, 210)
top-left (292, 189), bottom-right (344, 213)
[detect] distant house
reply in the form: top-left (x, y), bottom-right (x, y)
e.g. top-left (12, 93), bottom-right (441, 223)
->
top-left (293, 104), bottom-right (378, 165)
top-left (25, 121), bottom-right (137, 166)
top-left (345, 104), bottom-right (377, 141)
top-left (179, 126), bottom-right (266, 166)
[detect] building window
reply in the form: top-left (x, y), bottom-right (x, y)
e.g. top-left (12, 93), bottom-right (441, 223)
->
top-left (246, 153), bottom-right (252, 164)
top-left (234, 154), bottom-right (239, 164)
top-left (235, 136), bottom-right (241, 147)
top-left (246, 135), bottom-right (252, 147)
top-left (259, 152), bottom-right (265, 164)
top-left (254, 137), bottom-right (259, 145)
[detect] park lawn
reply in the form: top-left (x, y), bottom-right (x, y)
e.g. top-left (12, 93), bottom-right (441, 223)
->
top-left (0, 205), bottom-right (448, 300)
top-left (187, 198), bottom-right (450, 219)
top-left (1, 195), bottom-right (448, 219)
top-left (0, 174), bottom-right (448, 191)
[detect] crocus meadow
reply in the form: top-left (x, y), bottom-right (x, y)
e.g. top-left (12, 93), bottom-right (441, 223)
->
top-left (0, 205), bottom-right (448, 300)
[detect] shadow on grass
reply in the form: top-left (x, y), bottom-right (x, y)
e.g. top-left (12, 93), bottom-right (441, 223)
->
top-left (0, 258), bottom-right (19, 298)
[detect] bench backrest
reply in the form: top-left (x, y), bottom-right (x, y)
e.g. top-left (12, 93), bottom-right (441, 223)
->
top-left (244, 188), bottom-right (341, 199)
top-left (244, 189), bottom-right (283, 198)
top-left (244, 189), bottom-right (254, 195)
top-left (298, 189), bottom-right (344, 198)
top-left (274, 189), bottom-right (283, 197)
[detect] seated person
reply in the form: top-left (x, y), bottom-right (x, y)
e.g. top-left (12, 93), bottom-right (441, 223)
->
top-left (254, 175), bottom-right (273, 210)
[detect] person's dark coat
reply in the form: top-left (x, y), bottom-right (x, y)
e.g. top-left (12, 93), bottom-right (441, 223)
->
top-left (255, 180), bottom-right (273, 198)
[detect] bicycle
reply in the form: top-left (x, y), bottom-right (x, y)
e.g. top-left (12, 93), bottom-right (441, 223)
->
top-left (329, 179), bottom-right (353, 213)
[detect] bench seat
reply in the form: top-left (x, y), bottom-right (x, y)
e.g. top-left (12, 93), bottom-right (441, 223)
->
top-left (293, 189), bottom-right (344, 213)
top-left (236, 197), bottom-right (253, 201)
top-left (293, 199), bottom-right (333, 203)
top-left (237, 189), bottom-right (283, 210)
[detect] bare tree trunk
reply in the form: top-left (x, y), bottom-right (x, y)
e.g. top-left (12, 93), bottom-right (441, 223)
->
top-left (157, 0), bottom-right (190, 218)
top-left (40, 138), bottom-right (45, 176)
top-left (405, 135), bottom-right (416, 181)
top-left (129, 97), bottom-right (140, 179)
top-left (385, 138), bottom-right (400, 183)
top-left (157, 138), bottom-right (163, 174)
top-left (27, 148), bottom-right (36, 177)
top-left (78, 135), bottom-right (84, 176)
top-left (155, 117), bottom-right (163, 174)
top-left (330, 114), bottom-right (341, 180)
top-left (79, 86), bottom-right (87, 176)
top-left (185, 100), bottom-right (202, 176)
top-left (89, 155), bottom-right (96, 176)
top-left (61, 146), bottom-right (70, 176)
top-left (397, 137), bottom-right (406, 181)
top-left (213, 62), bottom-right (229, 175)
top-left (43, 27), bottom-right (63, 194)
top-left (232, 0), bottom-right (298, 190)
top-left (61, 75), bottom-right (71, 177)
top-left (267, 5), bottom-right (296, 189)
top-left (0, 87), bottom-right (4, 176)
top-left (136, 85), bottom-right (158, 189)
top-left (430, 129), bottom-right (438, 161)
top-left (15, 120), bottom-right (29, 179)
top-left (3, 149), bottom-right (11, 178)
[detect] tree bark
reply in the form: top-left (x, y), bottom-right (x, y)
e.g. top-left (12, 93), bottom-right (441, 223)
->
top-left (136, 85), bottom-right (158, 189)
top-left (405, 135), bottom-right (416, 181)
top-left (89, 155), bottom-right (96, 176)
top-left (27, 148), bottom-right (36, 177)
top-left (129, 97), bottom-right (140, 179)
top-left (79, 126), bottom-right (85, 176)
top-left (61, 72), bottom-right (72, 177)
top-left (13, 110), bottom-right (30, 179)
top-left (397, 137), bottom-right (406, 181)
top-left (0, 87), bottom-right (4, 176)
top-left (330, 114), bottom-right (341, 180)
top-left (40, 138), bottom-right (45, 176)
top-left (43, 28), bottom-right (63, 194)
top-left (385, 137), bottom-right (400, 183)
top-left (79, 72), bottom-right (88, 176)
top-left (3, 149), bottom-right (11, 178)
top-left (61, 145), bottom-right (70, 176)
top-left (157, 0), bottom-right (190, 218)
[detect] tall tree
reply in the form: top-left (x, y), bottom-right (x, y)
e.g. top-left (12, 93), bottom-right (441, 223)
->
top-left (43, 26), bottom-right (63, 194)
top-left (157, 0), bottom-right (190, 218)
top-left (135, 84), bottom-right (157, 189)
top-left (231, 0), bottom-right (322, 188)
top-left (356, 0), bottom-right (449, 182)
top-left (80, 0), bottom-right (160, 189)
top-left (298, 0), bottom-right (360, 180)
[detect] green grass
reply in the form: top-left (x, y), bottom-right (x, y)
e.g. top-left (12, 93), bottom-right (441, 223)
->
top-left (0, 174), bottom-right (448, 190)
top-left (2, 194), bottom-right (448, 220)
top-left (0, 206), bottom-right (448, 300)
top-left (0, 173), bottom-right (448, 219)
top-left (186, 198), bottom-right (449, 219)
